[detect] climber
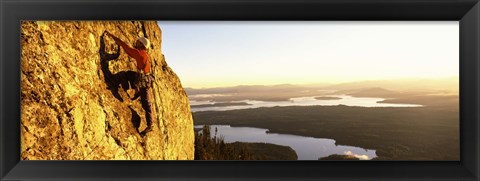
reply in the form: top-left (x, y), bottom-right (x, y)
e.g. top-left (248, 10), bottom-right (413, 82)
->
top-left (104, 31), bottom-right (154, 136)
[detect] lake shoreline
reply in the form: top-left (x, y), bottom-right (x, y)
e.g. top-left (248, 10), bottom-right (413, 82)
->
top-left (195, 124), bottom-right (377, 160)
top-left (190, 94), bottom-right (423, 112)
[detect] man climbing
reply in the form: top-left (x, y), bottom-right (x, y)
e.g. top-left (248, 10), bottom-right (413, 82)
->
top-left (104, 31), bottom-right (154, 136)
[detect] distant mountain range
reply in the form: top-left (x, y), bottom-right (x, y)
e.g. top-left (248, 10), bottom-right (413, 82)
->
top-left (185, 84), bottom-right (303, 95)
top-left (325, 77), bottom-right (458, 93)
top-left (185, 77), bottom-right (458, 96)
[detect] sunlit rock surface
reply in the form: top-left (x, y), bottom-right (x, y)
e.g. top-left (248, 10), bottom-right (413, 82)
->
top-left (20, 21), bottom-right (194, 160)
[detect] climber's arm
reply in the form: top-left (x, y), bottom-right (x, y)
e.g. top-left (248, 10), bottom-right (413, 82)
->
top-left (106, 32), bottom-right (143, 60)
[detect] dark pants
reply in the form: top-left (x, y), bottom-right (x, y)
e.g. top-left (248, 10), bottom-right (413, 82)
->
top-left (140, 87), bottom-right (153, 129)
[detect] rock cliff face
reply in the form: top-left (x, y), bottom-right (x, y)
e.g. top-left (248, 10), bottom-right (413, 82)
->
top-left (20, 21), bottom-right (194, 160)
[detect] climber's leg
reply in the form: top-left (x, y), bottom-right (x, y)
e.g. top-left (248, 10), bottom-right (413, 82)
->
top-left (140, 87), bottom-right (154, 135)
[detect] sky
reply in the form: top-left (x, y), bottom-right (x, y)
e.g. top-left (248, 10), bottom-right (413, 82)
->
top-left (157, 21), bottom-right (459, 89)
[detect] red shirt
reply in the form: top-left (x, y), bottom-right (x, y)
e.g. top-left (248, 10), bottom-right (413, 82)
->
top-left (113, 37), bottom-right (151, 74)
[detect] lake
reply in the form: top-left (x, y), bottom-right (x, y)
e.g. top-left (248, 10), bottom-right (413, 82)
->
top-left (190, 95), bottom-right (422, 112)
top-left (195, 125), bottom-right (377, 160)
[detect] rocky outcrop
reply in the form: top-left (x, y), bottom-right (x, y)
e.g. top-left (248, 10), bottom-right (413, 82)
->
top-left (20, 21), bottom-right (194, 160)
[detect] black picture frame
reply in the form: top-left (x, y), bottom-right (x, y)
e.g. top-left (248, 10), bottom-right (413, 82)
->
top-left (1, 0), bottom-right (479, 180)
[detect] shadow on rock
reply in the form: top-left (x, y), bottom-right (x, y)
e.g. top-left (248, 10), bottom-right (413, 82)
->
top-left (129, 106), bottom-right (141, 131)
top-left (99, 34), bottom-right (138, 102)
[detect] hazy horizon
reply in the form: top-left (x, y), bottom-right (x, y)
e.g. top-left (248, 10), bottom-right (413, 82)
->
top-left (157, 21), bottom-right (459, 89)
top-left (183, 76), bottom-right (459, 89)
